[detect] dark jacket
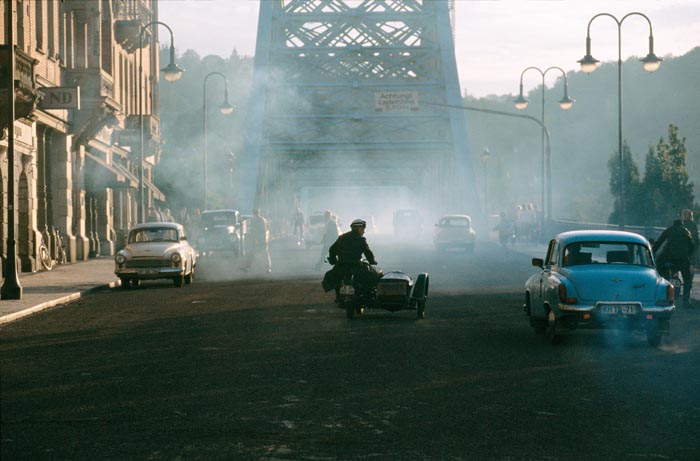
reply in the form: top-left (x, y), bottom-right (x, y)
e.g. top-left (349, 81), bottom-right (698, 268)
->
top-left (328, 230), bottom-right (377, 266)
top-left (653, 220), bottom-right (695, 265)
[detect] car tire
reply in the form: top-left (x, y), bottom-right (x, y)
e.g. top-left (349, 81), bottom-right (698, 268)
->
top-left (646, 326), bottom-right (662, 347)
top-left (120, 277), bottom-right (130, 289)
top-left (185, 270), bottom-right (194, 285)
top-left (173, 275), bottom-right (184, 287)
top-left (546, 309), bottom-right (562, 345)
top-left (417, 300), bottom-right (426, 319)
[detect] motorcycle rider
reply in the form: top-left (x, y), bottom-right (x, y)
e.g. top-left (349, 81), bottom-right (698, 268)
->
top-left (321, 219), bottom-right (378, 300)
top-left (653, 218), bottom-right (695, 307)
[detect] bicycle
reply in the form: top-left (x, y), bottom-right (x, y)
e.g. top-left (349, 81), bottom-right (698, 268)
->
top-left (659, 262), bottom-right (683, 303)
top-left (39, 227), bottom-right (53, 271)
top-left (52, 226), bottom-right (67, 265)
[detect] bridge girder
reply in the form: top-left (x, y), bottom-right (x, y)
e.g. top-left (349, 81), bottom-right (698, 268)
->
top-left (241, 0), bottom-right (476, 218)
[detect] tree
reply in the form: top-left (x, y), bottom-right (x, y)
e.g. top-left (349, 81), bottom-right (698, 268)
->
top-left (615, 123), bottom-right (696, 226)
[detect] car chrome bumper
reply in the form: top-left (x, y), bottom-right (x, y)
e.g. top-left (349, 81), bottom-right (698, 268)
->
top-left (115, 267), bottom-right (183, 279)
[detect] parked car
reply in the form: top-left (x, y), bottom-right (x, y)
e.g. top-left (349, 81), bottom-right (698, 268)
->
top-left (197, 209), bottom-right (243, 257)
top-left (524, 230), bottom-right (675, 346)
top-left (434, 214), bottom-right (476, 252)
top-left (393, 209), bottom-right (424, 237)
top-left (114, 222), bottom-right (197, 288)
top-left (306, 212), bottom-right (326, 245)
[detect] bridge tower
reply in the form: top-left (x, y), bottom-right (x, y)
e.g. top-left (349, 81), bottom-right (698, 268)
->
top-left (240, 0), bottom-right (477, 223)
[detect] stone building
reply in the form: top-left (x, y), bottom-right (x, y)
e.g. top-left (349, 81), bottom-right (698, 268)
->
top-left (1, 0), bottom-right (168, 274)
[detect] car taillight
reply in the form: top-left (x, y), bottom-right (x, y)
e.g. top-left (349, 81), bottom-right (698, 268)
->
top-left (558, 284), bottom-right (577, 304)
top-left (657, 284), bottom-right (674, 306)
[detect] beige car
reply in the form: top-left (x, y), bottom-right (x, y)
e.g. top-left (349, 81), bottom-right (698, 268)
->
top-left (114, 222), bottom-right (197, 288)
top-left (434, 214), bottom-right (476, 252)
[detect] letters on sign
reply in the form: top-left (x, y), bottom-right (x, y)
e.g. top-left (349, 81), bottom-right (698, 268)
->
top-left (38, 87), bottom-right (81, 110)
top-left (374, 91), bottom-right (419, 112)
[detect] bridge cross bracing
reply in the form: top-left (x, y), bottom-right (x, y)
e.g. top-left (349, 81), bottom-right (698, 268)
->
top-left (240, 0), bottom-right (476, 219)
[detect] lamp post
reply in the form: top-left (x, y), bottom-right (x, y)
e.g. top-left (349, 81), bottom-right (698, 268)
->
top-left (480, 147), bottom-right (490, 216)
top-left (578, 12), bottom-right (662, 228)
top-left (138, 21), bottom-right (183, 222)
top-left (2, 1), bottom-right (22, 299)
top-left (514, 66), bottom-right (574, 228)
top-left (202, 72), bottom-right (234, 211)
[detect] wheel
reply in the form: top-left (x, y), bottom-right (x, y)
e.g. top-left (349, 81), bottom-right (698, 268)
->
top-left (119, 277), bottom-right (130, 289)
top-left (173, 275), bottom-right (184, 287)
top-left (345, 301), bottom-right (355, 319)
top-left (417, 300), bottom-right (426, 319)
top-left (39, 244), bottom-right (53, 271)
top-left (546, 309), bottom-right (562, 345)
top-left (130, 278), bottom-right (141, 288)
top-left (646, 326), bottom-right (662, 347)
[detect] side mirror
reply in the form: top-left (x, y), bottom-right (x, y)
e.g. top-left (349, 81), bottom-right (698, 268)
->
top-left (532, 258), bottom-right (544, 268)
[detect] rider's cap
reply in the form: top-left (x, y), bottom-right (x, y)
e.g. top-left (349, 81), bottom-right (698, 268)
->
top-left (350, 219), bottom-right (367, 228)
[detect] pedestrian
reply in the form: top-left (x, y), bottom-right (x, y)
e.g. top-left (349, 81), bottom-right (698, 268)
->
top-left (242, 208), bottom-right (272, 273)
top-left (146, 206), bottom-right (160, 223)
top-left (315, 210), bottom-right (340, 270)
top-left (682, 209), bottom-right (699, 267)
top-left (653, 217), bottom-right (695, 307)
top-left (292, 206), bottom-right (305, 245)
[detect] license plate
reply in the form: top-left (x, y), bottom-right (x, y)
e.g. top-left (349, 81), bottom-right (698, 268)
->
top-left (598, 304), bottom-right (638, 315)
top-left (378, 283), bottom-right (406, 296)
top-left (139, 268), bottom-right (159, 276)
top-left (340, 285), bottom-right (354, 295)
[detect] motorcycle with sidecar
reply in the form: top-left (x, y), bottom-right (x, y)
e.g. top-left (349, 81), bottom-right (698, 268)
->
top-left (336, 262), bottom-right (429, 320)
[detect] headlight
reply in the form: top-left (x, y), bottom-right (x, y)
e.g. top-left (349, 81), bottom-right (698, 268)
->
top-left (115, 254), bottom-right (126, 264)
top-left (171, 253), bottom-right (182, 263)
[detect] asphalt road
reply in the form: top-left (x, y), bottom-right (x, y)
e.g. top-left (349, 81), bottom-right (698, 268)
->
top-left (2, 239), bottom-right (700, 460)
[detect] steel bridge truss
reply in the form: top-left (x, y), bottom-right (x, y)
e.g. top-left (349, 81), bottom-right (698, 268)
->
top-left (240, 0), bottom-right (475, 217)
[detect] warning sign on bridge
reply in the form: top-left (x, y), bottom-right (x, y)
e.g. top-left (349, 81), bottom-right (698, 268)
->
top-left (374, 91), bottom-right (419, 112)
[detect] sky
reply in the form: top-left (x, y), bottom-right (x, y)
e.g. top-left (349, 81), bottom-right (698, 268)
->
top-left (158, 0), bottom-right (700, 97)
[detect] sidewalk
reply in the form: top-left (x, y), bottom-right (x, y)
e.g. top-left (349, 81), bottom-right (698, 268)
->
top-left (0, 257), bottom-right (118, 325)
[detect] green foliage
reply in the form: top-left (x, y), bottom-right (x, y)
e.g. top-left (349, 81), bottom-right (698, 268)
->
top-left (609, 123), bottom-right (695, 226)
top-left (463, 48), bottom-right (699, 223)
top-left (607, 142), bottom-right (640, 225)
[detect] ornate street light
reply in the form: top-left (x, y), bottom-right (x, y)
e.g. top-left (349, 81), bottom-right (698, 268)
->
top-left (578, 12), bottom-right (662, 228)
top-left (513, 66), bottom-right (574, 226)
top-left (138, 21), bottom-right (183, 222)
top-left (202, 72), bottom-right (234, 211)
top-left (2, 1), bottom-right (22, 299)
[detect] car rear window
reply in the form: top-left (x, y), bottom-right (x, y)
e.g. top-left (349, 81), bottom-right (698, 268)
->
top-left (562, 241), bottom-right (653, 267)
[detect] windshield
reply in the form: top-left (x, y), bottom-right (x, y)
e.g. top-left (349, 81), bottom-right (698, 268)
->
top-left (129, 227), bottom-right (179, 243)
top-left (439, 217), bottom-right (470, 227)
top-left (308, 215), bottom-right (324, 225)
top-left (201, 212), bottom-right (238, 227)
top-left (562, 241), bottom-right (654, 267)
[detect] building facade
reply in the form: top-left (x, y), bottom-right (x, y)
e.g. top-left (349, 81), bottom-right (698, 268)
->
top-left (1, 0), bottom-right (166, 274)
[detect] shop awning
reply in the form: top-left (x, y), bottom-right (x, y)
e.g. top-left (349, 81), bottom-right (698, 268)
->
top-left (143, 177), bottom-right (166, 202)
top-left (84, 151), bottom-right (128, 189)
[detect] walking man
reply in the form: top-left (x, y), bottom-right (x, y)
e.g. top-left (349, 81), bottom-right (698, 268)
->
top-left (243, 208), bottom-right (272, 273)
top-left (653, 217), bottom-right (695, 307)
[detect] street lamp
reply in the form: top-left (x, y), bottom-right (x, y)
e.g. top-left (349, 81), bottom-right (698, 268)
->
top-left (202, 72), bottom-right (234, 211)
top-left (514, 66), bottom-right (574, 229)
top-left (2, 1), bottom-right (22, 299)
top-left (138, 21), bottom-right (184, 222)
top-left (480, 147), bottom-right (490, 216)
top-left (578, 12), bottom-right (662, 228)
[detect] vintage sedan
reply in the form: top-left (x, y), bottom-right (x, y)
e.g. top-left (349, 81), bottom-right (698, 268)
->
top-left (197, 209), bottom-right (243, 257)
top-left (114, 222), bottom-right (197, 288)
top-left (524, 230), bottom-right (675, 346)
top-left (434, 214), bottom-right (476, 252)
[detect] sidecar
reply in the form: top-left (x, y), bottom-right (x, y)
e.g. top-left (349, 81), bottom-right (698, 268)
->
top-left (343, 270), bottom-right (429, 319)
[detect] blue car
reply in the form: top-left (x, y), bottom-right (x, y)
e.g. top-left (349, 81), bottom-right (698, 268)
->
top-left (524, 230), bottom-right (675, 346)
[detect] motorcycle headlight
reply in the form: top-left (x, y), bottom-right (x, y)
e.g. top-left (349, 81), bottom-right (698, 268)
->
top-left (115, 254), bottom-right (126, 265)
top-left (171, 253), bottom-right (182, 264)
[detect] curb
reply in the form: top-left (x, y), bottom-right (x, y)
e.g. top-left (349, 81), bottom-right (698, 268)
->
top-left (0, 281), bottom-right (119, 326)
